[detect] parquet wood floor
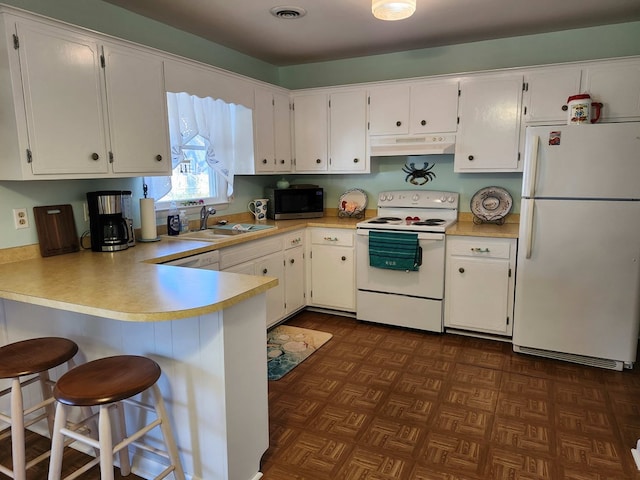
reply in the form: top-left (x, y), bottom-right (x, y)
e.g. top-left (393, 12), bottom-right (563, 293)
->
top-left (0, 429), bottom-right (142, 479)
top-left (262, 311), bottom-right (640, 480)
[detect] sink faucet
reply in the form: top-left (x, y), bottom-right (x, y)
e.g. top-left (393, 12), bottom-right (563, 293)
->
top-left (199, 206), bottom-right (216, 230)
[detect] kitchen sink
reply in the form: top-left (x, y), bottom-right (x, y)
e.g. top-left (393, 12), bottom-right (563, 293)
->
top-left (171, 224), bottom-right (275, 242)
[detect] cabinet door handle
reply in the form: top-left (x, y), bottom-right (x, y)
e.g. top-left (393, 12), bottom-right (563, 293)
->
top-left (341, 256), bottom-right (347, 261)
top-left (324, 237), bottom-right (338, 242)
top-left (280, 159), bottom-right (286, 164)
top-left (262, 158), bottom-right (268, 164)
top-left (155, 154), bottom-right (163, 162)
top-left (353, 158), bottom-right (359, 163)
top-left (470, 247), bottom-right (490, 253)
top-left (561, 105), bottom-right (568, 111)
top-left (421, 120), bottom-right (427, 126)
top-left (290, 258), bottom-right (295, 264)
top-left (468, 155), bottom-right (474, 161)
top-left (396, 121), bottom-right (402, 127)
top-left (458, 267), bottom-right (465, 273)
top-left (262, 268), bottom-right (268, 274)
top-left (91, 152), bottom-right (100, 161)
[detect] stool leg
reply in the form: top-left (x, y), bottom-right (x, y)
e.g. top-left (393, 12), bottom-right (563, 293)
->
top-left (48, 402), bottom-right (67, 480)
top-left (151, 384), bottom-right (185, 480)
top-left (38, 370), bottom-right (55, 436)
top-left (113, 402), bottom-right (131, 476)
top-left (10, 377), bottom-right (26, 480)
top-left (98, 405), bottom-right (115, 480)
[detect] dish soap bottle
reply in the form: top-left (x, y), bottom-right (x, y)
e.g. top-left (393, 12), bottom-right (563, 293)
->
top-left (180, 210), bottom-right (189, 233)
top-left (167, 202), bottom-right (180, 236)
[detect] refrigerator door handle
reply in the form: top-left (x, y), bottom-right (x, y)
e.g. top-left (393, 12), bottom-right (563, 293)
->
top-left (523, 135), bottom-right (540, 197)
top-left (522, 199), bottom-right (535, 259)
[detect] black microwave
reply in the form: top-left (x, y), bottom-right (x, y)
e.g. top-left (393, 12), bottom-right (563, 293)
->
top-left (265, 185), bottom-right (324, 220)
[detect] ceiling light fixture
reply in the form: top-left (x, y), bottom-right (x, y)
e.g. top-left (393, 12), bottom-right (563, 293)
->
top-left (372, 0), bottom-right (416, 21)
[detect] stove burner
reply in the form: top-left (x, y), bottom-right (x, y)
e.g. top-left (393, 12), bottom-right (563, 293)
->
top-left (413, 219), bottom-right (446, 226)
top-left (368, 217), bottom-right (403, 224)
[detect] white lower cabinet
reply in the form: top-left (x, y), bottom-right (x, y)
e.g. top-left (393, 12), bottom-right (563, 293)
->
top-left (284, 232), bottom-right (305, 316)
top-left (444, 236), bottom-right (517, 336)
top-left (308, 228), bottom-right (356, 312)
top-left (220, 230), bottom-right (305, 328)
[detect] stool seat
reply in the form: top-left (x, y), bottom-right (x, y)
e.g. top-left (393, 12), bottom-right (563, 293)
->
top-left (48, 355), bottom-right (185, 479)
top-left (0, 337), bottom-right (80, 480)
top-left (0, 337), bottom-right (78, 378)
top-left (54, 355), bottom-right (160, 406)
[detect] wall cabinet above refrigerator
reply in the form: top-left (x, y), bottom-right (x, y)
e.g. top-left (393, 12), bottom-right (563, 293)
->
top-left (522, 58), bottom-right (640, 126)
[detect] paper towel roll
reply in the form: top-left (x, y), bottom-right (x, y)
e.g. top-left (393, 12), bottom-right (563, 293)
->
top-left (140, 198), bottom-right (158, 240)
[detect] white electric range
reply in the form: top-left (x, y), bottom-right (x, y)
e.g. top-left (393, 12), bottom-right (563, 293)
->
top-left (356, 190), bottom-right (459, 332)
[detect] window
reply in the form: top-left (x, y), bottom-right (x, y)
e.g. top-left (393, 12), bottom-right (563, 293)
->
top-left (147, 92), bottom-right (254, 210)
top-left (157, 135), bottom-right (225, 206)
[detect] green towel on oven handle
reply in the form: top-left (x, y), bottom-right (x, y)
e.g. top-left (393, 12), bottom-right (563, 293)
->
top-left (368, 231), bottom-right (422, 271)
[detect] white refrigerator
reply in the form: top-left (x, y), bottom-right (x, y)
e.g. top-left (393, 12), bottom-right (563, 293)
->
top-left (513, 122), bottom-right (640, 370)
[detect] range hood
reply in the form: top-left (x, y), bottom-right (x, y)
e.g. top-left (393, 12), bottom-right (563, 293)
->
top-left (370, 134), bottom-right (456, 157)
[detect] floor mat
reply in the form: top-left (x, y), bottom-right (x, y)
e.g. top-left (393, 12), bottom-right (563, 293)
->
top-left (267, 325), bottom-right (332, 380)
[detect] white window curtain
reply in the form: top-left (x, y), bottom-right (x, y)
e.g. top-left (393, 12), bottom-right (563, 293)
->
top-left (147, 92), bottom-right (239, 201)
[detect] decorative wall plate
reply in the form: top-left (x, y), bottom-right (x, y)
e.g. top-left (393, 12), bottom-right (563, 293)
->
top-left (338, 189), bottom-right (368, 218)
top-left (470, 186), bottom-right (513, 224)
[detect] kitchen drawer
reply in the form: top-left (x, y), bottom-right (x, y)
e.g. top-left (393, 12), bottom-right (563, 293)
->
top-left (284, 230), bottom-right (305, 249)
top-left (447, 237), bottom-right (512, 259)
top-left (310, 228), bottom-right (354, 247)
top-left (219, 235), bottom-right (284, 269)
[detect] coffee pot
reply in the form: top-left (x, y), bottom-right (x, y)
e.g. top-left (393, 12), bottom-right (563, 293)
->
top-left (86, 191), bottom-right (132, 252)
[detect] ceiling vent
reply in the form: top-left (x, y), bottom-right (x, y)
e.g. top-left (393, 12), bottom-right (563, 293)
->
top-left (270, 6), bottom-right (307, 19)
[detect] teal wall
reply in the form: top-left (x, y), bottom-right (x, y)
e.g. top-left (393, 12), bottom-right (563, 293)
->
top-left (1, 0), bottom-right (639, 248)
top-left (279, 21), bottom-right (640, 89)
top-left (1, 0), bottom-right (279, 83)
top-left (243, 156), bottom-right (523, 215)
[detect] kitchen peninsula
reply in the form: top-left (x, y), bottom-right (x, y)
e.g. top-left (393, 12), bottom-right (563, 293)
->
top-left (0, 238), bottom-right (277, 480)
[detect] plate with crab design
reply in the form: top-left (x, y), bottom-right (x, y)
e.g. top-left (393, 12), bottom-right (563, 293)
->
top-left (470, 186), bottom-right (513, 224)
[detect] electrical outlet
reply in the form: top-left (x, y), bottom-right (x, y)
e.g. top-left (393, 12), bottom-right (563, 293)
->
top-left (13, 208), bottom-right (29, 229)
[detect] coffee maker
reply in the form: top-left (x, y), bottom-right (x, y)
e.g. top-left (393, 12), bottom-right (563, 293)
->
top-left (86, 191), bottom-right (134, 252)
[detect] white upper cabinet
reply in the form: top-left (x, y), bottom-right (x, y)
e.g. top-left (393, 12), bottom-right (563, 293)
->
top-left (409, 81), bottom-right (459, 133)
top-left (522, 66), bottom-right (582, 125)
top-left (293, 89), bottom-right (368, 173)
top-left (368, 80), bottom-right (458, 135)
top-left (3, 18), bottom-right (110, 177)
top-left (293, 92), bottom-right (328, 172)
top-left (522, 58), bottom-right (640, 125)
top-left (103, 43), bottom-right (169, 174)
top-left (583, 58), bottom-right (640, 121)
top-left (328, 90), bottom-right (368, 172)
top-left (454, 73), bottom-right (523, 172)
top-left (368, 84), bottom-right (411, 135)
top-left (253, 86), bottom-right (292, 174)
top-left (0, 12), bottom-right (170, 180)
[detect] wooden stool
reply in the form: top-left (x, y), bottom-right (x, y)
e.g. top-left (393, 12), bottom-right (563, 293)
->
top-left (48, 355), bottom-right (185, 480)
top-left (0, 337), bottom-right (79, 480)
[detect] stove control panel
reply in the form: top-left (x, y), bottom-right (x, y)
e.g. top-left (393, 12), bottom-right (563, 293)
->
top-left (377, 190), bottom-right (459, 209)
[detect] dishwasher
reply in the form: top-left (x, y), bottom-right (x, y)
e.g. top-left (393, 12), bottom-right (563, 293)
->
top-left (162, 250), bottom-right (220, 270)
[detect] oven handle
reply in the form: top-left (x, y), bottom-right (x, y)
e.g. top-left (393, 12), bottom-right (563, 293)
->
top-left (356, 229), bottom-right (445, 241)
top-left (416, 246), bottom-right (423, 267)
